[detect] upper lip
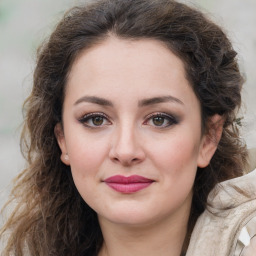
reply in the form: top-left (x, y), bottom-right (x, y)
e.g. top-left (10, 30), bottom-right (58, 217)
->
top-left (104, 175), bottom-right (154, 184)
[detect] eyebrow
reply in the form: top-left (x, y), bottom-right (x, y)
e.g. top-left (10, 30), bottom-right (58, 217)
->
top-left (74, 96), bottom-right (113, 106)
top-left (74, 95), bottom-right (184, 107)
top-left (138, 96), bottom-right (184, 107)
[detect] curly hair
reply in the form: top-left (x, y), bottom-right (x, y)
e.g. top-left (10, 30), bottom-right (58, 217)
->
top-left (0, 0), bottom-right (248, 255)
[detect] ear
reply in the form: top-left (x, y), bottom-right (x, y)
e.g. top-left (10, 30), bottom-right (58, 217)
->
top-left (54, 123), bottom-right (70, 165)
top-left (197, 114), bottom-right (224, 168)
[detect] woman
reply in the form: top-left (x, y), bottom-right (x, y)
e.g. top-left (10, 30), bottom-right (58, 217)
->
top-left (1, 0), bottom-right (255, 255)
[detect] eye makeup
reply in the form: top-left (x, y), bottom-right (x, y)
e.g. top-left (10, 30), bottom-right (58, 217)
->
top-left (78, 110), bottom-right (179, 130)
top-left (78, 112), bottom-right (111, 128)
top-left (143, 112), bottom-right (179, 128)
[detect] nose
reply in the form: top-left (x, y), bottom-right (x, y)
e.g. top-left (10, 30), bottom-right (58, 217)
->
top-left (109, 124), bottom-right (146, 166)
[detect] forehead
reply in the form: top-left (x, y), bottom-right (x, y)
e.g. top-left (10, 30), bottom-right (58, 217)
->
top-left (68, 37), bottom-right (187, 87)
top-left (65, 37), bottom-right (198, 108)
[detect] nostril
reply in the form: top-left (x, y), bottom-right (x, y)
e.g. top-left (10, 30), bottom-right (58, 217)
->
top-left (108, 136), bottom-right (146, 165)
top-left (111, 155), bottom-right (141, 166)
top-left (113, 157), bottom-right (119, 162)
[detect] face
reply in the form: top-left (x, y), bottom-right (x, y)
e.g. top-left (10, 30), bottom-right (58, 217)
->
top-left (56, 37), bottom-right (218, 227)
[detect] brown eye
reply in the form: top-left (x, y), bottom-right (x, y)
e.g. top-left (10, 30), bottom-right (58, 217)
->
top-left (79, 113), bottom-right (111, 128)
top-left (152, 116), bottom-right (165, 126)
top-left (144, 113), bottom-right (178, 128)
top-left (92, 116), bottom-right (104, 126)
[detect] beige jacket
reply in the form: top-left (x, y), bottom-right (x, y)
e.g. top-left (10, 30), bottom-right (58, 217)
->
top-left (186, 149), bottom-right (256, 256)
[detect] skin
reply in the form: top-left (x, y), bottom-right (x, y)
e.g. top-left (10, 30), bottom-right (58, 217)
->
top-left (56, 37), bottom-right (221, 256)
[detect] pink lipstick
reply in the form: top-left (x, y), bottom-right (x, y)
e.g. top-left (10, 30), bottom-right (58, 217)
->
top-left (104, 175), bottom-right (154, 193)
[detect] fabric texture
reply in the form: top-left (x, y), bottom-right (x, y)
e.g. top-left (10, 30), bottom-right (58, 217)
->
top-left (186, 168), bottom-right (256, 256)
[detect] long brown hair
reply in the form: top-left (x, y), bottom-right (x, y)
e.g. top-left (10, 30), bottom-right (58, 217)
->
top-left (0, 0), bottom-right (248, 255)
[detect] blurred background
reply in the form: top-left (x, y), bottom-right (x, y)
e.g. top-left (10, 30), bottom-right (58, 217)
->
top-left (0, 0), bottom-right (256, 210)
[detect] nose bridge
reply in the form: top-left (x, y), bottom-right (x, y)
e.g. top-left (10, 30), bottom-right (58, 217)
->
top-left (115, 120), bottom-right (137, 154)
top-left (109, 118), bottom-right (145, 165)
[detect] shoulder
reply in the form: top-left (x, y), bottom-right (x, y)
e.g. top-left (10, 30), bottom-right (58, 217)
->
top-left (186, 167), bottom-right (256, 256)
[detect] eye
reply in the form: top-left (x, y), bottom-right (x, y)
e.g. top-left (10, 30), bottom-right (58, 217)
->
top-left (78, 113), bottom-right (111, 128)
top-left (144, 112), bottom-right (178, 128)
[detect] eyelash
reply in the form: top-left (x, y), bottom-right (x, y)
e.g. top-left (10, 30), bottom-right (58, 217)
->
top-left (78, 112), bottom-right (111, 128)
top-left (143, 112), bottom-right (178, 128)
top-left (78, 112), bottom-right (178, 129)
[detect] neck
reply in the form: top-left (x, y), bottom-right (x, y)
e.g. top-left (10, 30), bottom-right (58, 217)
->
top-left (97, 203), bottom-right (190, 256)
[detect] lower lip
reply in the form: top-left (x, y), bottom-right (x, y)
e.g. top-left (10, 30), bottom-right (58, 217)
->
top-left (105, 182), bottom-right (153, 193)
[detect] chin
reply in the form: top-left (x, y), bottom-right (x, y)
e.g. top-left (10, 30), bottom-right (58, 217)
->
top-left (97, 205), bottom-right (168, 228)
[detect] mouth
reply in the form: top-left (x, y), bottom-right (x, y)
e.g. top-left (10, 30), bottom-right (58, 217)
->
top-left (104, 175), bottom-right (155, 194)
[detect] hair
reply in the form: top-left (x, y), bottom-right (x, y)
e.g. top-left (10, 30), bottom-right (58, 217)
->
top-left (0, 0), bottom-right (248, 255)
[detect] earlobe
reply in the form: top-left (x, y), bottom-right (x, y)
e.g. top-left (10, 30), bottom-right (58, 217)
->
top-left (197, 114), bottom-right (224, 168)
top-left (60, 153), bottom-right (70, 166)
top-left (54, 123), bottom-right (70, 165)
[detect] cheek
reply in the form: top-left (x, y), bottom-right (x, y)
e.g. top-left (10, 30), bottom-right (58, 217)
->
top-left (66, 132), bottom-right (110, 179)
top-left (152, 133), bottom-right (200, 169)
top-left (150, 135), bottom-right (200, 210)
top-left (149, 132), bottom-right (201, 189)
top-left (66, 134), bottom-right (110, 207)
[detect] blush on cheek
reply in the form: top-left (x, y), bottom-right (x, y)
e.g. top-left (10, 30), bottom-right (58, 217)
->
top-left (154, 137), bottom-right (198, 169)
top-left (153, 138), bottom-right (199, 188)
